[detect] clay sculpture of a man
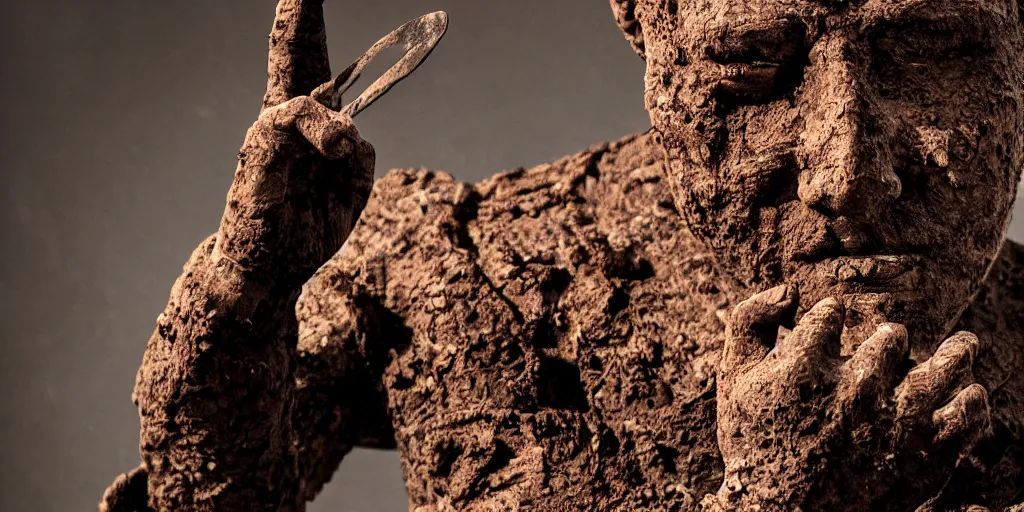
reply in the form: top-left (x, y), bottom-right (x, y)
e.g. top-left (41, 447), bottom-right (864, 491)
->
top-left (100, 0), bottom-right (1024, 510)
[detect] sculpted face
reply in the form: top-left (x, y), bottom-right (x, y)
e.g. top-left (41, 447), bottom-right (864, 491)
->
top-left (617, 0), bottom-right (1024, 357)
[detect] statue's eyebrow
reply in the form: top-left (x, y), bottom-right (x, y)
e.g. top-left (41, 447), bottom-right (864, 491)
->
top-left (864, 0), bottom-right (1011, 31)
top-left (707, 16), bottom-right (809, 63)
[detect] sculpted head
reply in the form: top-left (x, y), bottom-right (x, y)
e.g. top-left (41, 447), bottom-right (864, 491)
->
top-left (612, 0), bottom-right (1024, 357)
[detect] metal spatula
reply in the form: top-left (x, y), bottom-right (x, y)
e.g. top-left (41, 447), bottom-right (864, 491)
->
top-left (311, 11), bottom-right (449, 117)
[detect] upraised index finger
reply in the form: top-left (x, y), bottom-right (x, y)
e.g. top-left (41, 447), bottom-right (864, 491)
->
top-left (262, 0), bottom-right (332, 111)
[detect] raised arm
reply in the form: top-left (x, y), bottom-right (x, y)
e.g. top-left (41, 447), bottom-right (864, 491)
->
top-left (100, 2), bottom-right (376, 510)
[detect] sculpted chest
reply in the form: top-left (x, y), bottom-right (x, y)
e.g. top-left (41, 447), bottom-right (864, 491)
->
top-left (346, 179), bottom-right (739, 509)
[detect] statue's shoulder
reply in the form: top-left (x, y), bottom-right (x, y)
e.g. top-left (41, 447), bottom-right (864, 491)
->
top-left (314, 130), bottom-right (680, 282)
top-left (470, 130), bottom-right (684, 259)
top-left (465, 129), bottom-right (721, 316)
top-left (960, 238), bottom-right (1024, 354)
top-left (295, 163), bottom-right (470, 360)
top-left (991, 238), bottom-right (1024, 289)
top-left (960, 237), bottom-right (1024, 387)
top-left (949, 239), bottom-right (1024, 508)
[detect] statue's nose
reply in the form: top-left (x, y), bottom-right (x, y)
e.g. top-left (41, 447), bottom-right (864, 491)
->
top-left (796, 36), bottom-right (902, 218)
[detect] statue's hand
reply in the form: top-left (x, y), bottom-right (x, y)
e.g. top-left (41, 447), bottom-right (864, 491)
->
top-left (214, 93), bottom-right (375, 288)
top-left (709, 286), bottom-right (992, 511)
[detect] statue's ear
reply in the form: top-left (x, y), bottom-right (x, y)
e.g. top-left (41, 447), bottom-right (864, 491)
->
top-left (610, 0), bottom-right (646, 60)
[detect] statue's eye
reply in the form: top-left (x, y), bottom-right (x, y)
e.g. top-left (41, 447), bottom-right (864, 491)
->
top-left (868, 10), bottom-right (993, 65)
top-left (866, 11), bottom-right (997, 101)
top-left (717, 62), bottom-right (788, 104)
top-left (707, 17), bottom-right (809, 107)
top-left (873, 28), bottom-right (986, 64)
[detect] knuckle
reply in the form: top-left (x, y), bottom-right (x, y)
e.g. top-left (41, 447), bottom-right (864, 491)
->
top-left (802, 297), bottom-right (844, 325)
top-left (857, 323), bottom-right (908, 369)
top-left (290, 95), bottom-right (317, 108)
top-left (948, 330), bottom-right (980, 344)
top-left (860, 323), bottom-right (902, 353)
top-left (729, 299), bottom-right (758, 328)
top-left (945, 331), bottom-right (980, 360)
top-left (934, 345), bottom-right (976, 377)
top-left (932, 383), bottom-right (991, 443)
top-left (259, 99), bottom-right (304, 129)
top-left (813, 296), bottom-right (843, 311)
top-left (280, 94), bottom-right (313, 113)
top-left (958, 383), bottom-right (990, 410)
top-left (792, 300), bottom-right (844, 342)
top-left (936, 384), bottom-right (989, 422)
top-left (730, 285), bottom-right (793, 326)
top-left (757, 284), bottom-right (791, 306)
top-left (730, 296), bottom-right (767, 329)
top-left (878, 322), bottom-right (909, 345)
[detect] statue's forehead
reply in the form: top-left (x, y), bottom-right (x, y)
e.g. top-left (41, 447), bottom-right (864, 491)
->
top-left (694, 0), bottom-right (1009, 24)
top-left (671, 0), bottom-right (1018, 46)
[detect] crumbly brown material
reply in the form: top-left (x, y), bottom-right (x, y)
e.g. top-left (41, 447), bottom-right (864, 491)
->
top-left (101, 136), bottom-right (1024, 511)
top-left (101, 0), bottom-right (1024, 510)
top-left (296, 132), bottom-right (1024, 511)
top-left (302, 133), bottom-right (734, 510)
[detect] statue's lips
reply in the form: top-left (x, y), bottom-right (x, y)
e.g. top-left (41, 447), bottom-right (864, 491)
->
top-left (824, 255), bottom-right (920, 287)
top-left (789, 225), bottom-right (923, 289)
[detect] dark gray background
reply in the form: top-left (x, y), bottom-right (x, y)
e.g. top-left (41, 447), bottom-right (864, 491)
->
top-left (0, 1), bottom-right (1020, 511)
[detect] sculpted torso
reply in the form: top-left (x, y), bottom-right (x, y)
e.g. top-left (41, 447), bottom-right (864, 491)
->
top-left (298, 134), bottom-right (732, 510)
top-left (296, 132), bottom-right (1024, 510)
top-left (98, 1), bottom-right (1024, 511)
